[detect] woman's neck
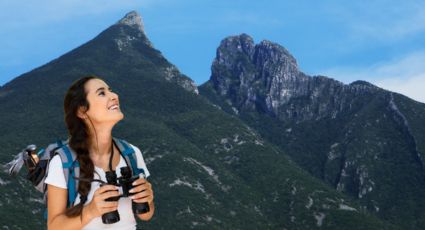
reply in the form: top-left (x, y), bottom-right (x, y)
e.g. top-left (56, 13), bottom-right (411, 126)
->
top-left (89, 125), bottom-right (114, 156)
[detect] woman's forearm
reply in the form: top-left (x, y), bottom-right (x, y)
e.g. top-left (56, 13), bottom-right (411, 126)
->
top-left (48, 205), bottom-right (95, 230)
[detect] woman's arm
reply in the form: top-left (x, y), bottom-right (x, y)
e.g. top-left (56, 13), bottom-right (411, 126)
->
top-left (47, 184), bottom-right (120, 230)
top-left (47, 184), bottom-right (94, 230)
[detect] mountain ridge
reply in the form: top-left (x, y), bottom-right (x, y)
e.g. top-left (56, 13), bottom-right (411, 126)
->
top-left (200, 33), bottom-right (425, 229)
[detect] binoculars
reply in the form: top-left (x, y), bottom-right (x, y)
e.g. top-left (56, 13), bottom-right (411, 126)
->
top-left (102, 166), bottom-right (150, 224)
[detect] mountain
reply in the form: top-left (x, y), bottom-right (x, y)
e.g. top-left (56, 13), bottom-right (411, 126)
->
top-left (0, 11), bottom-right (398, 229)
top-left (199, 33), bottom-right (425, 229)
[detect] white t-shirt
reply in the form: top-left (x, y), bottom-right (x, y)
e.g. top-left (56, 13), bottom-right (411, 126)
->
top-left (45, 144), bottom-right (150, 230)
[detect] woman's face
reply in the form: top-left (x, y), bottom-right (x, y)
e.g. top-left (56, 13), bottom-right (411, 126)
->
top-left (80, 78), bottom-right (124, 125)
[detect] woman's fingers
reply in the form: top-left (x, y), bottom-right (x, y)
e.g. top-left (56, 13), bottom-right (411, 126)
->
top-left (132, 197), bottom-right (153, 204)
top-left (101, 207), bottom-right (118, 214)
top-left (93, 199), bottom-right (119, 215)
top-left (132, 178), bottom-right (150, 187)
top-left (88, 185), bottom-right (120, 216)
top-left (129, 180), bottom-right (151, 194)
top-left (131, 180), bottom-right (154, 204)
top-left (131, 190), bottom-right (151, 199)
top-left (94, 185), bottom-right (118, 196)
top-left (101, 201), bottom-right (119, 208)
top-left (99, 204), bottom-right (119, 215)
top-left (97, 190), bottom-right (120, 201)
top-left (132, 195), bottom-right (153, 204)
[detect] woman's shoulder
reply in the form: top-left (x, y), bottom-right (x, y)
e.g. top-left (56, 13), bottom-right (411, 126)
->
top-left (49, 154), bottom-right (63, 167)
top-left (45, 153), bottom-right (67, 189)
top-left (114, 137), bottom-right (141, 153)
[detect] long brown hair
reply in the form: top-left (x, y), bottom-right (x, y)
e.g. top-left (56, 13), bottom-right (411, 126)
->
top-left (63, 75), bottom-right (98, 217)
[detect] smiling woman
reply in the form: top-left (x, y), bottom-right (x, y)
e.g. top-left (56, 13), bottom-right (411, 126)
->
top-left (45, 75), bottom-right (155, 230)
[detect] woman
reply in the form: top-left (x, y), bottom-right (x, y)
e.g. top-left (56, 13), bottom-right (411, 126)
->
top-left (45, 75), bottom-right (154, 229)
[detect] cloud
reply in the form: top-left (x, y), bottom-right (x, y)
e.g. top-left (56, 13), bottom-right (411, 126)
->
top-left (373, 74), bottom-right (425, 103)
top-left (321, 51), bottom-right (425, 103)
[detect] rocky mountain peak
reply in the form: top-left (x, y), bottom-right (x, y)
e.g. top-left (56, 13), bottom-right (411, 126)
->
top-left (208, 34), bottom-right (383, 121)
top-left (219, 33), bottom-right (255, 54)
top-left (256, 40), bottom-right (298, 69)
top-left (215, 34), bottom-right (255, 66)
top-left (110, 11), bottom-right (197, 94)
top-left (117, 10), bottom-right (144, 32)
top-left (210, 34), bottom-right (307, 116)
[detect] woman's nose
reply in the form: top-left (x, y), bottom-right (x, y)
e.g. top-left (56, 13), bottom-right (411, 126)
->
top-left (110, 92), bottom-right (119, 101)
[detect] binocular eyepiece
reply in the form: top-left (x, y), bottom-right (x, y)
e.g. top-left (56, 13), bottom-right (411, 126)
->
top-left (101, 166), bottom-right (150, 224)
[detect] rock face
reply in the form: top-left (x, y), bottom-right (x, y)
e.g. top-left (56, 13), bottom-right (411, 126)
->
top-left (117, 11), bottom-right (145, 32)
top-left (201, 33), bottom-right (425, 229)
top-left (210, 34), bottom-right (380, 121)
top-left (112, 11), bottom-right (198, 94)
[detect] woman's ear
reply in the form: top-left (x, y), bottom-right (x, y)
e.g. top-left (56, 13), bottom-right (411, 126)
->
top-left (77, 106), bottom-right (88, 119)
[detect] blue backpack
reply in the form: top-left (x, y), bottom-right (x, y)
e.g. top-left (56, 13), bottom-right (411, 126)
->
top-left (27, 137), bottom-right (145, 218)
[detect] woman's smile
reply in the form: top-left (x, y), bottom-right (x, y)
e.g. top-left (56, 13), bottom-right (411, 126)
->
top-left (108, 104), bottom-right (120, 111)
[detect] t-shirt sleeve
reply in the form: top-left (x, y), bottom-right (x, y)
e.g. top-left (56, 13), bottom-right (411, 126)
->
top-left (130, 144), bottom-right (151, 178)
top-left (44, 154), bottom-right (67, 189)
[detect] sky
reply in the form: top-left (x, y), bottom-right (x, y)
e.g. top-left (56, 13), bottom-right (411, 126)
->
top-left (1, 0), bottom-right (424, 102)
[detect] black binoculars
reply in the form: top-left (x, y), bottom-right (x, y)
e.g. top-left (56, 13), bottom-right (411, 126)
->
top-left (102, 166), bottom-right (150, 224)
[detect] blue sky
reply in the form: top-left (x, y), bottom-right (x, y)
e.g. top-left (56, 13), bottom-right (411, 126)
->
top-left (1, 0), bottom-right (424, 102)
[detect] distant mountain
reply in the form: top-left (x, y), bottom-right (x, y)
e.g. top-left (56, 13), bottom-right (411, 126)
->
top-left (0, 12), bottom-right (397, 229)
top-left (199, 33), bottom-right (425, 229)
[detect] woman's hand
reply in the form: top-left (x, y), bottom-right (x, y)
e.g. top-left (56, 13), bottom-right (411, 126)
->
top-left (85, 185), bottom-right (120, 219)
top-left (130, 178), bottom-right (154, 204)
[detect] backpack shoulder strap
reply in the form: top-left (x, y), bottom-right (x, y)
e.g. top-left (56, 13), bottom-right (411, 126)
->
top-left (54, 142), bottom-right (80, 207)
top-left (34, 140), bottom-right (67, 193)
top-left (113, 137), bottom-right (145, 176)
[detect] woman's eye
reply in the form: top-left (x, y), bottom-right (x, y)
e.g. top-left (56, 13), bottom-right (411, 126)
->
top-left (99, 91), bottom-right (105, 96)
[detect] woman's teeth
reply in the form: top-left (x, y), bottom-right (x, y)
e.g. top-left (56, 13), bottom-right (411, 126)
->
top-left (109, 105), bottom-right (119, 110)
